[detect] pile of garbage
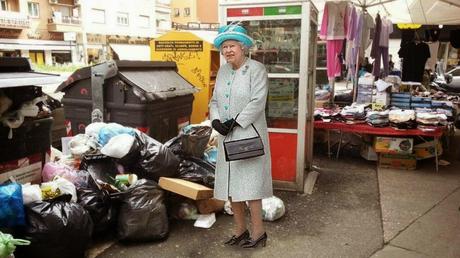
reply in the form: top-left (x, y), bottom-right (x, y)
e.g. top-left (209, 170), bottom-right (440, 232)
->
top-left (0, 121), bottom-right (286, 257)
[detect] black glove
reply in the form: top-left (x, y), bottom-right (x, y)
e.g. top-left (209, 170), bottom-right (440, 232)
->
top-left (223, 119), bottom-right (240, 131)
top-left (212, 119), bottom-right (230, 136)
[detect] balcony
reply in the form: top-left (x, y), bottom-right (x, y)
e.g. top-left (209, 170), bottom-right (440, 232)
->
top-left (0, 11), bottom-right (30, 29)
top-left (47, 16), bottom-right (82, 32)
top-left (48, 0), bottom-right (76, 7)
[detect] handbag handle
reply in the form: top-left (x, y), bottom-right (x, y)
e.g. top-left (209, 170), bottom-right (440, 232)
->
top-left (224, 114), bottom-right (261, 141)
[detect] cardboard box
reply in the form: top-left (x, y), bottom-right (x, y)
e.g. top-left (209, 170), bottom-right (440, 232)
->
top-left (372, 91), bottom-right (390, 106)
top-left (159, 177), bottom-right (213, 200)
top-left (374, 137), bottom-right (413, 154)
top-left (196, 198), bottom-right (225, 214)
top-left (414, 141), bottom-right (443, 160)
top-left (378, 153), bottom-right (417, 170)
top-left (360, 144), bottom-right (378, 161)
top-left (0, 153), bottom-right (43, 184)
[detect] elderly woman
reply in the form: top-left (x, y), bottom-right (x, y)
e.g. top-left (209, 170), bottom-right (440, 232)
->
top-left (209, 25), bottom-right (273, 248)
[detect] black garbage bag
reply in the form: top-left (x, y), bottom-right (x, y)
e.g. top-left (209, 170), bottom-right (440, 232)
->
top-left (15, 195), bottom-right (93, 258)
top-left (164, 135), bottom-right (184, 156)
top-left (79, 155), bottom-right (119, 185)
top-left (119, 130), bottom-right (180, 181)
top-left (77, 172), bottom-right (117, 235)
top-left (117, 179), bottom-right (168, 242)
top-left (178, 157), bottom-right (215, 188)
top-left (181, 125), bottom-right (212, 158)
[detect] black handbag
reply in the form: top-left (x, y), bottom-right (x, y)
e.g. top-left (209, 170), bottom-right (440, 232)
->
top-left (223, 122), bottom-right (264, 162)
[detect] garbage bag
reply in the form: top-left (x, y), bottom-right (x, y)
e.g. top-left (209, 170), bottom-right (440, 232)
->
top-left (100, 134), bottom-right (135, 159)
top-left (178, 157), bottom-right (215, 188)
top-left (42, 162), bottom-right (87, 187)
top-left (203, 147), bottom-right (217, 164)
top-left (0, 183), bottom-right (25, 228)
top-left (0, 231), bottom-right (30, 258)
top-left (120, 131), bottom-right (180, 182)
top-left (262, 196), bottom-right (286, 221)
top-left (77, 172), bottom-right (116, 235)
top-left (80, 156), bottom-right (119, 185)
top-left (40, 177), bottom-right (77, 202)
top-left (21, 184), bottom-right (42, 205)
top-left (16, 195), bottom-right (93, 258)
top-left (117, 179), bottom-right (168, 242)
top-left (98, 123), bottom-right (135, 146)
top-left (164, 135), bottom-right (184, 156)
top-left (181, 125), bottom-right (212, 158)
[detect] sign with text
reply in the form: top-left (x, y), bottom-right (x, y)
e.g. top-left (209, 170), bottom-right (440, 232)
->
top-left (64, 32), bottom-right (77, 41)
top-left (155, 40), bottom-right (203, 52)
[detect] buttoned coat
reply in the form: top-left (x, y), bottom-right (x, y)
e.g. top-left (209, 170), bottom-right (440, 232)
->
top-left (209, 58), bottom-right (273, 202)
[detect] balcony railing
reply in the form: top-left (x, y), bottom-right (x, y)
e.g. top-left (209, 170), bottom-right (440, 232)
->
top-left (0, 11), bottom-right (30, 29)
top-left (48, 16), bottom-right (81, 25)
top-left (172, 22), bottom-right (219, 31)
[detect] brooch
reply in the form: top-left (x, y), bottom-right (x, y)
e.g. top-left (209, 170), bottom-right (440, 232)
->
top-left (242, 65), bottom-right (249, 75)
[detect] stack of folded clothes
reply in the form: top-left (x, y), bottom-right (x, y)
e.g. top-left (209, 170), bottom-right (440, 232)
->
top-left (314, 106), bottom-right (341, 122)
top-left (415, 109), bottom-right (448, 130)
top-left (389, 109), bottom-right (416, 129)
top-left (366, 110), bottom-right (389, 127)
top-left (340, 103), bottom-right (368, 124)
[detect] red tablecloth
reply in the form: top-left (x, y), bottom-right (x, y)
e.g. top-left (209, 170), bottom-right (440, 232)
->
top-left (314, 121), bottom-right (444, 137)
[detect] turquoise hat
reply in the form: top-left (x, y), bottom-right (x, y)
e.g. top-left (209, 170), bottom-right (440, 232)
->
top-left (213, 25), bottom-right (254, 49)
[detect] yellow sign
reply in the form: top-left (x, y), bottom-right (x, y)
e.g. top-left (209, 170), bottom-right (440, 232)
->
top-left (151, 31), bottom-right (219, 123)
top-left (397, 23), bottom-right (422, 29)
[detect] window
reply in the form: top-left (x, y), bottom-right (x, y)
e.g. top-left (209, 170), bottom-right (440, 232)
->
top-left (184, 7), bottom-right (190, 17)
top-left (116, 12), bottom-right (129, 26)
top-left (1, 0), bottom-right (7, 11)
top-left (28, 2), bottom-right (40, 18)
top-left (138, 15), bottom-right (149, 28)
top-left (91, 8), bottom-right (105, 24)
top-left (174, 8), bottom-right (179, 17)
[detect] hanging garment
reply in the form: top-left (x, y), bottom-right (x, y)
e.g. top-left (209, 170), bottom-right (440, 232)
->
top-left (424, 41), bottom-right (440, 71)
top-left (372, 17), bottom-right (392, 77)
top-left (450, 29), bottom-right (460, 49)
top-left (319, 1), bottom-right (350, 40)
top-left (320, 1), bottom-right (351, 80)
top-left (400, 29), bottom-right (415, 46)
top-left (327, 40), bottom-right (344, 79)
top-left (360, 12), bottom-right (375, 58)
top-left (398, 41), bottom-right (431, 82)
top-left (370, 14), bottom-right (382, 61)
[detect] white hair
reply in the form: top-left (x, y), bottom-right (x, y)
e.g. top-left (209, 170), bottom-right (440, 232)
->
top-left (220, 41), bottom-right (251, 55)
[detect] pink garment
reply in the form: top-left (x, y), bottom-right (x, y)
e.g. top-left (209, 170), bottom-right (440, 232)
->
top-left (320, 1), bottom-right (350, 40)
top-left (327, 40), bottom-right (343, 79)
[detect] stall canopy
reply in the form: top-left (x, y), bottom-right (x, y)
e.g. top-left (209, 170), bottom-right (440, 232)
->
top-left (313, 0), bottom-right (460, 25)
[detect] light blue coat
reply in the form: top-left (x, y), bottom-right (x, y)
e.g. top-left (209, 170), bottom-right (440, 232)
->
top-left (209, 59), bottom-right (273, 202)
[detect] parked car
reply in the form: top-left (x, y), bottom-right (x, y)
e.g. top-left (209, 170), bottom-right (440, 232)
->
top-left (446, 65), bottom-right (460, 89)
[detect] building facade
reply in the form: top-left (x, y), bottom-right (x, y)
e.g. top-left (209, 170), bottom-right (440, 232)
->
top-left (155, 0), bottom-right (171, 35)
top-left (0, 0), bottom-right (164, 65)
top-left (0, 0), bottom-right (80, 65)
top-left (171, 0), bottom-right (217, 26)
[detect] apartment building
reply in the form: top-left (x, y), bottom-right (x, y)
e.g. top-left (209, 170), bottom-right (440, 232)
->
top-left (155, 0), bottom-right (171, 35)
top-left (0, 0), bottom-right (163, 65)
top-left (0, 0), bottom-right (80, 65)
top-left (171, 0), bottom-right (218, 27)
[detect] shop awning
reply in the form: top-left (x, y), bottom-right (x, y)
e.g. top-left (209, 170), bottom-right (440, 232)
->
top-left (118, 69), bottom-right (198, 100)
top-left (110, 44), bottom-right (151, 61)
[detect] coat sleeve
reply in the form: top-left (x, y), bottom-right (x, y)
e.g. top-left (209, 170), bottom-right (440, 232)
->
top-left (209, 70), bottom-right (221, 121)
top-left (235, 63), bottom-right (268, 128)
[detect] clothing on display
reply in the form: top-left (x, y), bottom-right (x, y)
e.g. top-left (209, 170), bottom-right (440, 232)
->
top-left (372, 16), bottom-right (392, 78)
top-left (320, 1), bottom-right (351, 80)
top-left (360, 12), bottom-right (375, 58)
top-left (398, 41), bottom-right (430, 82)
top-left (424, 41), bottom-right (440, 71)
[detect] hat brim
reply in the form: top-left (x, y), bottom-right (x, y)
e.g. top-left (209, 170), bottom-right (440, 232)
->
top-left (214, 33), bottom-right (254, 49)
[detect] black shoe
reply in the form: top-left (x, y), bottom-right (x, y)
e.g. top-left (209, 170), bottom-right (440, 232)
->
top-left (224, 230), bottom-right (250, 246)
top-left (241, 232), bottom-right (267, 248)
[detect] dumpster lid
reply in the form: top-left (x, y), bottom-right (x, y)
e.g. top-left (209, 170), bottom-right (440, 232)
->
top-left (118, 69), bottom-right (198, 100)
top-left (0, 57), bottom-right (62, 88)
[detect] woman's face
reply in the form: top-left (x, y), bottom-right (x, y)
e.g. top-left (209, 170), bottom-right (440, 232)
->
top-left (221, 40), bottom-right (245, 66)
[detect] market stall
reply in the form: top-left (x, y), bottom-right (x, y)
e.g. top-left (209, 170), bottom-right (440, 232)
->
top-left (219, 0), bottom-right (318, 191)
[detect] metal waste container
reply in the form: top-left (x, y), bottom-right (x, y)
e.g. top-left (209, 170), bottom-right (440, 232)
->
top-left (56, 60), bottom-right (198, 143)
top-left (0, 57), bottom-right (61, 183)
